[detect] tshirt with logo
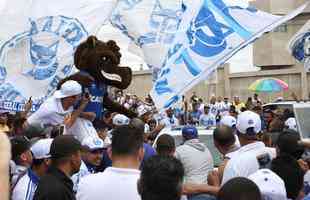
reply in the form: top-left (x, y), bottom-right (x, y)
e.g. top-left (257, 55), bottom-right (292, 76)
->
top-left (83, 82), bottom-right (107, 120)
top-left (199, 113), bottom-right (216, 127)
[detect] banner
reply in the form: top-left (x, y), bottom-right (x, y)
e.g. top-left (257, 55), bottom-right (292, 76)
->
top-left (0, 0), bottom-right (116, 111)
top-left (288, 20), bottom-right (310, 71)
top-left (149, 0), bottom-right (308, 110)
top-left (111, 0), bottom-right (184, 80)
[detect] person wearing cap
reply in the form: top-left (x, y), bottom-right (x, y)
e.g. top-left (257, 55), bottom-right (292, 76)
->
top-left (27, 80), bottom-right (90, 130)
top-left (138, 105), bottom-right (164, 142)
top-left (221, 111), bottom-right (276, 185)
top-left (33, 135), bottom-right (82, 200)
top-left (10, 136), bottom-right (33, 186)
top-left (199, 105), bottom-right (216, 129)
top-left (176, 126), bottom-right (213, 186)
top-left (72, 137), bottom-right (105, 192)
top-left (12, 139), bottom-right (53, 200)
top-left (77, 125), bottom-right (144, 200)
top-left (24, 124), bottom-right (52, 139)
top-left (285, 117), bottom-right (298, 132)
top-left (220, 115), bottom-right (241, 148)
top-left (248, 169), bottom-right (287, 200)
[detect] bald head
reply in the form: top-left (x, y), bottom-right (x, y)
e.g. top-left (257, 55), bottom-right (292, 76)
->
top-left (213, 125), bottom-right (236, 147)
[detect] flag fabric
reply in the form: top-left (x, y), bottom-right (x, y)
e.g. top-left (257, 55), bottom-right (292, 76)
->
top-left (0, 0), bottom-right (116, 111)
top-left (110, 0), bottom-right (184, 80)
top-left (288, 20), bottom-right (310, 71)
top-left (149, 0), bottom-right (308, 110)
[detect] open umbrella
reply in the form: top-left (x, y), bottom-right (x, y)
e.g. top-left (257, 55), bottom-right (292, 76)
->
top-left (249, 78), bottom-right (288, 93)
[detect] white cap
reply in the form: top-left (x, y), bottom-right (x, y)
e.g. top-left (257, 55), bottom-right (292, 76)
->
top-left (82, 137), bottom-right (104, 151)
top-left (54, 80), bottom-right (82, 99)
top-left (220, 116), bottom-right (237, 128)
top-left (30, 139), bottom-right (53, 159)
top-left (137, 105), bottom-right (150, 117)
top-left (112, 114), bottom-right (130, 126)
top-left (248, 169), bottom-right (287, 200)
top-left (236, 111), bottom-right (261, 134)
top-left (285, 117), bottom-right (297, 132)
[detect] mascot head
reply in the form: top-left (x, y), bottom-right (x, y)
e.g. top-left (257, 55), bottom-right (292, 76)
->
top-left (74, 36), bottom-right (132, 89)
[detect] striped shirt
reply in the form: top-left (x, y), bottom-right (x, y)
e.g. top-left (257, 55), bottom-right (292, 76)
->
top-left (12, 169), bottom-right (39, 200)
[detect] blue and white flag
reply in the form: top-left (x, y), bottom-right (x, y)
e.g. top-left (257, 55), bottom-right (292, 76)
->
top-left (111, 0), bottom-right (184, 79)
top-left (150, 0), bottom-right (308, 110)
top-left (288, 20), bottom-right (310, 71)
top-left (0, 0), bottom-right (116, 111)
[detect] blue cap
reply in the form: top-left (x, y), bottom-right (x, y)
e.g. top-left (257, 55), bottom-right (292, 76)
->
top-left (182, 126), bottom-right (198, 139)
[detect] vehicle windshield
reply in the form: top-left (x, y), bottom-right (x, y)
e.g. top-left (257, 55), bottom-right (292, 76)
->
top-left (294, 106), bottom-right (310, 139)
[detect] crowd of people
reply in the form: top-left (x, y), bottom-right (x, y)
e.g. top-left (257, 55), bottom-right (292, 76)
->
top-left (1, 79), bottom-right (310, 200)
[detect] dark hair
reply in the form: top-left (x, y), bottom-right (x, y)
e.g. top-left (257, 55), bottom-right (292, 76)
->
top-left (111, 125), bottom-right (144, 156)
top-left (139, 155), bottom-right (184, 200)
top-left (32, 158), bottom-right (45, 166)
top-left (271, 155), bottom-right (304, 199)
top-left (276, 132), bottom-right (304, 159)
top-left (156, 134), bottom-right (175, 156)
top-left (213, 126), bottom-right (235, 147)
top-left (218, 177), bottom-right (261, 200)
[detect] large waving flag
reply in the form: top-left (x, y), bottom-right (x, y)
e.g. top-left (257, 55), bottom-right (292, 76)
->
top-left (111, 0), bottom-right (184, 80)
top-left (288, 20), bottom-right (310, 71)
top-left (149, 0), bottom-right (308, 110)
top-left (0, 0), bottom-right (116, 111)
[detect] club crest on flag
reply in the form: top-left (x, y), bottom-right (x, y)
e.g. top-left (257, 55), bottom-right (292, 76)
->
top-left (0, 16), bottom-right (88, 110)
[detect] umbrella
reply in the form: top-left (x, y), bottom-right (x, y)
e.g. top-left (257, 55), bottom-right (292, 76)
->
top-left (248, 78), bottom-right (288, 92)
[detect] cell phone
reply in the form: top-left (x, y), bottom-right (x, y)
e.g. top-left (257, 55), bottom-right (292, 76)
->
top-left (84, 93), bottom-right (90, 98)
top-left (59, 125), bottom-right (65, 135)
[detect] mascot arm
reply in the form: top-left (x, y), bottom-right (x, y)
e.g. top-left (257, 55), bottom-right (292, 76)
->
top-left (103, 95), bottom-right (137, 118)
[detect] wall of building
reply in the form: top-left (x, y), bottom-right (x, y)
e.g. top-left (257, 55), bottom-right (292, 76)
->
top-left (128, 63), bottom-right (309, 104)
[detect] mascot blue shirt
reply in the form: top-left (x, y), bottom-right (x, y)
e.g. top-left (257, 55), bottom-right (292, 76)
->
top-left (79, 71), bottom-right (107, 120)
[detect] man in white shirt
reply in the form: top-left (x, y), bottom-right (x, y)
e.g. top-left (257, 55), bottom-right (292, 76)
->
top-left (27, 80), bottom-right (90, 127)
top-left (27, 80), bottom-right (92, 140)
top-left (12, 139), bottom-right (53, 200)
top-left (77, 125), bottom-right (144, 200)
top-left (72, 136), bottom-right (105, 192)
top-left (199, 105), bottom-right (216, 128)
top-left (160, 108), bottom-right (179, 128)
top-left (10, 136), bottom-right (33, 186)
top-left (221, 111), bottom-right (276, 185)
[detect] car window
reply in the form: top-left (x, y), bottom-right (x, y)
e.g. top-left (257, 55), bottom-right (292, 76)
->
top-left (173, 135), bottom-right (222, 167)
top-left (294, 106), bottom-right (310, 139)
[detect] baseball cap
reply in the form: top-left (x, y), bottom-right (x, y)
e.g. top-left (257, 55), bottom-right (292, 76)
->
top-left (11, 136), bottom-right (31, 160)
top-left (112, 114), bottom-right (130, 126)
top-left (236, 111), bottom-right (261, 135)
top-left (285, 117), bottom-right (297, 132)
top-left (182, 126), bottom-right (198, 139)
top-left (31, 139), bottom-right (53, 159)
top-left (220, 116), bottom-right (237, 128)
top-left (50, 135), bottom-right (82, 158)
top-left (24, 124), bottom-right (52, 139)
top-left (54, 80), bottom-right (82, 99)
top-left (82, 137), bottom-right (105, 151)
top-left (248, 169), bottom-right (287, 200)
